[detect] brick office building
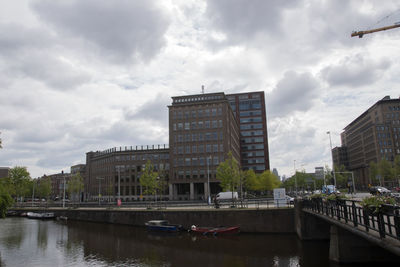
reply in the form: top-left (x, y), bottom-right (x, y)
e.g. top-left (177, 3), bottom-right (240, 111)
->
top-left (334, 96), bottom-right (400, 188)
top-left (227, 91), bottom-right (270, 172)
top-left (85, 145), bottom-right (170, 201)
top-left (168, 92), bottom-right (240, 200)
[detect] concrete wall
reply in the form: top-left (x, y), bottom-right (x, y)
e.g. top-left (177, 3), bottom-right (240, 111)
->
top-left (295, 200), bottom-right (330, 240)
top-left (50, 208), bottom-right (295, 233)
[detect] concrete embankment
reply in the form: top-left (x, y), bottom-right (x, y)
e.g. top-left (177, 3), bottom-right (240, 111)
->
top-left (16, 207), bottom-right (295, 233)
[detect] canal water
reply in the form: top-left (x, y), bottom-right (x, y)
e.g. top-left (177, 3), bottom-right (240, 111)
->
top-left (0, 217), bottom-right (381, 267)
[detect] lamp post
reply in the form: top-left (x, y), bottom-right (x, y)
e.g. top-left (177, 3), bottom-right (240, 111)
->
top-left (31, 180), bottom-right (35, 207)
top-left (117, 166), bottom-right (121, 206)
top-left (327, 131), bottom-right (337, 187)
top-left (96, 177), bottom-right (104, 206)
top-left (62, 172), bottom-right (66, 208)
top-left (207, 156), bottom-right (211, 204)
top-left (293, 160), bottom-right (297, 195)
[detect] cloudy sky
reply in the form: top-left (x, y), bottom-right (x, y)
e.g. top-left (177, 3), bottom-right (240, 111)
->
top-left (1, 0), bottom-right (400, 178)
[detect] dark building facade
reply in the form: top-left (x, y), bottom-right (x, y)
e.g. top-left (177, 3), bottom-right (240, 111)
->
top-left (332, 146), bottom-right (349, 170)
top-left (335, 96), bottom-right (400, 188)
top-left (168, 92), bottom-right (240, 200)
top-left (227, 91), bottom-right (270, 172)
top-left (85, 145), bottom-right (169, 202)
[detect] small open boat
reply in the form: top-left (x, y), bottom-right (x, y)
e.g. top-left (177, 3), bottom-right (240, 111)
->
top-left (190, 225), bottom-right (240, 235)
top-left (145, 220), bottom-right (183, 232)
top-left (27, 212), bottom-right (55, 219)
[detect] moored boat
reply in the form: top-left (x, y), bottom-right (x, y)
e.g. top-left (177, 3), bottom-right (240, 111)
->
top-left (27, 212), bottom-right (55, 219)
top-left (145, 220), bottom-right (183, 232)
top-left (190, 225), bottom-right (240, 235)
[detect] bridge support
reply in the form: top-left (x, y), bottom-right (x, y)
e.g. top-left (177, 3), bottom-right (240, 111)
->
top-left (295, 200), bottom-right (330, 240)
top-left (329, 225), bottom-right (400, 263)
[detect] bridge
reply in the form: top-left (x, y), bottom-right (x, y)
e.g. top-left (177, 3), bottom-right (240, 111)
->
top-left (296, 198), bottom-right (400, 263)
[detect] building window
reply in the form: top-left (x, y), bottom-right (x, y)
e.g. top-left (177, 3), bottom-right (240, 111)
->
top-left (206, 144), bottom-right (212, 153)
top-left (192, 146), bottom-right (197, 153)
top-left (185, 122), bottom-right (190, 130)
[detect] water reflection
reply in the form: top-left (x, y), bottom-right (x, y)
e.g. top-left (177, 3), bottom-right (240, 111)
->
top-left (0, 217), bottom-right (335, 267)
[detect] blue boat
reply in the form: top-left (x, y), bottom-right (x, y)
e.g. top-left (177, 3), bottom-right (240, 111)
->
top-left (145, 220), bottom-right (183, 232)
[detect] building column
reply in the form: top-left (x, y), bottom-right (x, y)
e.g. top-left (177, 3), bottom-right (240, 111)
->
top-left (190, 182), bottom-right (194, 200)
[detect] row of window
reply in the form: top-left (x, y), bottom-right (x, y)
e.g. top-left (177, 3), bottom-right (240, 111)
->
top-left (173, 120), bottom-right (223, 131)
top-left (174, 144), bottom-right (224, 154)
top-left (242, 144), bottom-right (265, 150)
top-left (242, 137), bottom-right (264, 144)
top-left (92, 154), bottom-right (169, 165)
top-left (385, 113), bottom-right (400, 118)
top-left (173, 132), bottom-right (223, 143)
top-left (242, 158), bottom-right (265, 164)
top-left (240, 117), bottom-right (262, 123)
top-left (172, 107), bottom-right (223, 120)
top-left (388, 106), bottom-right (400, 111)
top-left (239, 110), bottom-right (262, 117)
top-left (242, 151), bottom-right (265, 157)
top-left (240, 123), bottom-right (263, 130)
top-left (174, 95), bottom-right (224, 104)
top-left (241, 130), bottom-right (264, 137)
top-left (175, 170), bottom-right (217, 179)
top-left (173, 156), bottom-right (223, 167)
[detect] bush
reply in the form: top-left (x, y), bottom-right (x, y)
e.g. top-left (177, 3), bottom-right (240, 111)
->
top-left (0, 187), bottom-right (14, 218)
top-left (360, 195), bottom-right (396, 214)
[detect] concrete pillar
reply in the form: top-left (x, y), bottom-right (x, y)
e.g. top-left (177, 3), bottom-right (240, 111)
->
top-left (190, 183), bottom-right (194, 200)
top-left (295, 200), bottom-right (330, 240)
top-left (169, 184), bottom-right (173, 201)
top-left (204, 182), bottom-right (209, 201)
top-left (329, 225), bottom-right (400, 263)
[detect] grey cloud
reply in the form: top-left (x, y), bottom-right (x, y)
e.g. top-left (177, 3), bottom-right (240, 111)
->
top-left (0, 23), bottom-right (90, 90)
top-left (321, 54), bottom-right (391, 87)
top-left (31, 0), bottom-right (170, 63)
top-left (124, 93), bottom-right (170, 124)
top-left (267, 71), bottom-right (320, 117)
top-left (205, 0), bottom-right (298, 45)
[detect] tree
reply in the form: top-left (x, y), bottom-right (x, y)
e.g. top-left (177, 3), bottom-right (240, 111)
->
top-left (216, 151), bottom-right (240, 197)
top-left (242, 169), bottom-right (257, 195)
top-left (67, 173), bottom-right (84, 203)
top-left (394, 155), bottom-right (400, 186)
top-left (0, 184), bottom-right (13, 218)
top-left (257, 170), bottom-right (281, 193)
top-left (8, 166), bottom-right (31, 202)
top-left (369, 161), bottom-right (379, 185)
top-left (37, 177), bottom-right (52, 200)
top-left (380, 158), bottom-right (394, 186)
top-left (139, 161), bottom-right (159, 199)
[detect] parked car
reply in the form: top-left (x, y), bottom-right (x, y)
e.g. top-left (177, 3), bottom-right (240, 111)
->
top-left (216, 191), bottom-right (238, 201)
top-left (369, 186), bottom-right (391, 196)
top-left (286, 195), bottom-right (294, 205)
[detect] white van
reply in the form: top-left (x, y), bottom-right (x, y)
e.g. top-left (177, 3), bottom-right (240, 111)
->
top-left (216, 191), bottom-right (238, 201)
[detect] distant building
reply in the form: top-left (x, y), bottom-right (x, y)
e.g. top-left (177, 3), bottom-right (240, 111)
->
top-left (334, 96), bottom-right (400, 188)
top-left (227, 91), bottom-right (270, 172)
top-left (272, 168), bottom-right (280, 180)
top-left (85, 145), bottom-right (170, 202)
top-left (332, 146), bottom-right (349, 170)
top-left (314, 167), bottom-right (325, 180)
top-left (42, 171), bottom-right (71, 200)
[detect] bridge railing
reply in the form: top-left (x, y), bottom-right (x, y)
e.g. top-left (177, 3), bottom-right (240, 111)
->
top-left (302, 198), bottom-right (400, 241)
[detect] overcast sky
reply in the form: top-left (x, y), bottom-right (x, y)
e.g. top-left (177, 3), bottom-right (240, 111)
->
top-left (1, 0), bottom-right (400, 179)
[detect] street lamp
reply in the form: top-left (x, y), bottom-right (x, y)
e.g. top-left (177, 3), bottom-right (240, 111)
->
top-left (96, 177), bottom-right (104, 206)
top-left (207, 156), bottom-right (211, 204)
top-left (327, 131), bottom-right (337, 187)
top-left (293, 160), bottom-right (297, 195)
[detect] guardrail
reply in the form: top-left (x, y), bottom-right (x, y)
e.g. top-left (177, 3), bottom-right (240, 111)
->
top-left (12, 198), bottom-right (294, 210)
top-left (302, 198), bottom-right (400, 240)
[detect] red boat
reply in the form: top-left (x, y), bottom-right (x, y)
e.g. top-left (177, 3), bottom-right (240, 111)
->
top-left (190, 225), bottom-right (240, 235)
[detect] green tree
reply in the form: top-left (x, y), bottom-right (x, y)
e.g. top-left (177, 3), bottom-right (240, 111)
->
top-left (216, 151), bottom-right (240, 195)
top-left (0, 184), bottom-right (13, 218)
top-left (67, 173), bottom-right (84, 203)
top-left (243, 169), bottom-right (257, 193)
top-left (37, 177), bottom-right (52, 200)
top-left (334, 165), bottom-right (349, 188)
top-left (369, 161), bottom-right (379, 185)
top-left (257, 170), bottom-right (281, 193)
top-left (380, 158), bottom-right (394, 186)
top-left (394, 155), bottom-right (400, 186)
top-left (139, 161), bottom-right (159, 199)
top-left (8, 166), bottom-right (31, 202)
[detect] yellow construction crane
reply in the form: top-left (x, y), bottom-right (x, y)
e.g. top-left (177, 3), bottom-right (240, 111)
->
top-left (351, 22), bottom-right (400, 38)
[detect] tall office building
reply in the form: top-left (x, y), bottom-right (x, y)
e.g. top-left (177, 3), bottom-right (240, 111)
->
top-left (168, 92), bottom-right (241, 200)
top-left (335, 96), bottom-right (400, 188)
top-left (226, 91), bottom-right (270, 172)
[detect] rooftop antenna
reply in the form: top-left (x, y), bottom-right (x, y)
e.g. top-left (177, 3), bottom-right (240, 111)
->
top-left (202, 85), bottom-right (204, 94)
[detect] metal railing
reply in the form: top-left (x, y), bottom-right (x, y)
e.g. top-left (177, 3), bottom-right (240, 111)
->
top-left (302, 198), bottom-right (400, 240)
